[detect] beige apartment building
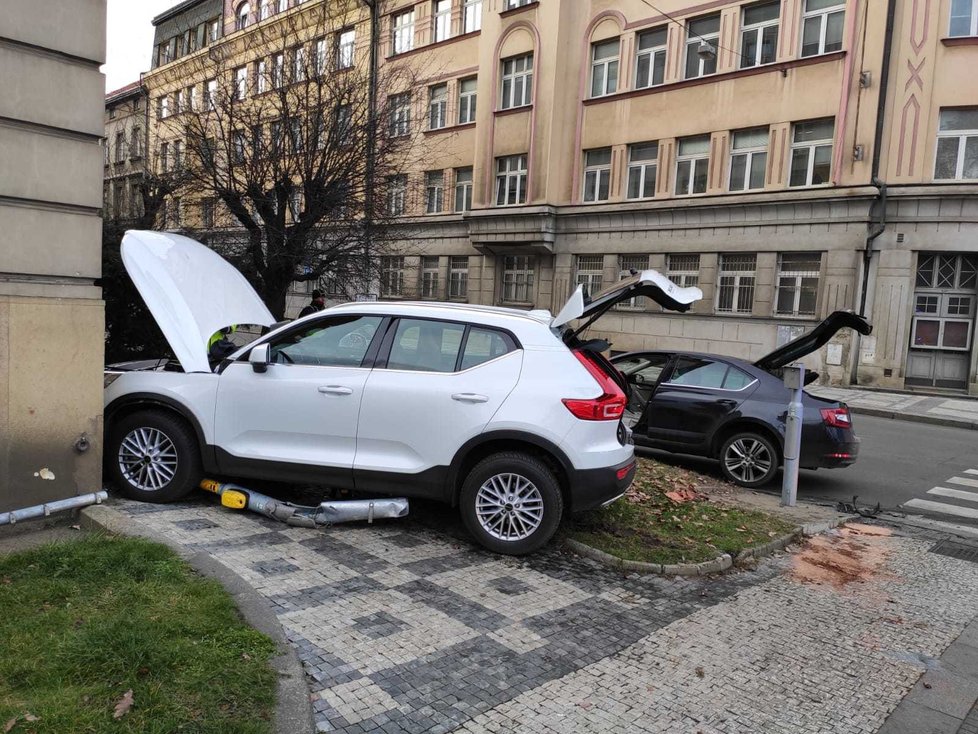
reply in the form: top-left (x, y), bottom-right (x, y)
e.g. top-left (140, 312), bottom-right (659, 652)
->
top-left (104, 83), bottom-right (150, 223)
top-left (145, 0), bottom-right (978, 393)
top-left (0, 1), bottom-right (106, 513)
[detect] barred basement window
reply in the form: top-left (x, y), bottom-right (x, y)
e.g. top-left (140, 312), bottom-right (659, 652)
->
top-left (380, 256), bottom-right (405, 296)
top-left (716, 253), bottom-right (756, 314)
top-left (421, 256), bottom-right (440, 298)
top-left (775, 253), bottom-right (821, 316)
top-left (615, 254), bottom-right (650, 310)
top-left (502, 256), bottom-right (534, 303)
top-left (667, 253), bottom-right (701, 288)
top-left (575, 255), bottom-right (604, 298)
top-left (449, 256), bottom-right (469, 298)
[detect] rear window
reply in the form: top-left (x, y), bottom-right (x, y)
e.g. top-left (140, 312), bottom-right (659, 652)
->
top-left (461, 328), bottom-right (514, 370)
top-left (666, 358), bottom-right (727, 388)
top-left (723, 366), bottom-right (755, 390)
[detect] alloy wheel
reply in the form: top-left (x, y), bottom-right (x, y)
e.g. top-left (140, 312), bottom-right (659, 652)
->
top-left (475, 473), bottom-right (544, 541)
top-left (723, 437), bottom-right (773, 484)
top-left (117, 427), bottom-right (179, 492)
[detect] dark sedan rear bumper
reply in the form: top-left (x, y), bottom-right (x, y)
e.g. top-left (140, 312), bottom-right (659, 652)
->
top-left (801, 429), bottom-right (860, 469)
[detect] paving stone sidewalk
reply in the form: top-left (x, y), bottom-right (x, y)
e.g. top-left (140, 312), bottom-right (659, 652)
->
top-left (104, 496), bottom-right (978, 733)
top-left (808, 386), bottom-right (978, 430)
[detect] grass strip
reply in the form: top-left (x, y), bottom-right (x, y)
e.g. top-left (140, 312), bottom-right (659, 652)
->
top-left (566, 458), bottom-right (795, 565)
top-left (0, 533), bottom-right (276, 733)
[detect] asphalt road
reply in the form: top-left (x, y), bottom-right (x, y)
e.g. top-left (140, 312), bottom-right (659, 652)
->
top-left (638, 414), bottom-right (978, 520)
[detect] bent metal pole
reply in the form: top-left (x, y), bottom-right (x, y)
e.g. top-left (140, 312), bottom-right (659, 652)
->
top-left (781, 364), bottom-right (805, 508)
top-left (0, 491), bottom-right (108, 526)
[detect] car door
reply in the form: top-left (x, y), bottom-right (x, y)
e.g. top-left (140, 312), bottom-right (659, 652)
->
top-left (212, 313), bottom-right (387, 485)
top-left (644, 356), bottom-right (757, 452)
top-left (612, 352), bottom-right (673, 431)
top-left (354, 317), bottom-right (522, 499)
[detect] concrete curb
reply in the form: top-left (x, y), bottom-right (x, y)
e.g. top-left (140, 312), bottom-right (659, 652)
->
top-left (565, 514), bottom-right (859, 576)
top-left (80, 504), bottom-right (315, 734)
top-left (845, 405), bottom-right (978, 432)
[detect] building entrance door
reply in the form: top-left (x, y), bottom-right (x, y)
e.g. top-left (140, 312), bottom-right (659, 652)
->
top-left (906, 254), bottom-right (977, 390)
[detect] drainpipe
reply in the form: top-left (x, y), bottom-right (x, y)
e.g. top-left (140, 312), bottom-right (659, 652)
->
top-left (853, 0), bottom-right (896, 384)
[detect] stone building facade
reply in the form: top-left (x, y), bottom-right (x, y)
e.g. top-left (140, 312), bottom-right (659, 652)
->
top-left (145, 0), bottom-right (978, 393)
top-left (104, 83), bottom-right (149, 223)
top-left (0, 0), bottom-right (107, 512)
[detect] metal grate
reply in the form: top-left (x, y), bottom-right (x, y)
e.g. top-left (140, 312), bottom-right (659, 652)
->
top-left (930, 539), bottom-right (978, 564)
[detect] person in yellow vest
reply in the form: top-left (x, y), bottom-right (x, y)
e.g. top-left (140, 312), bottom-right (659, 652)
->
top-left (208, 325), bottom-right (238, 363)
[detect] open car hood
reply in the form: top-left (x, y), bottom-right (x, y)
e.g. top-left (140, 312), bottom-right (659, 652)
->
top-left (754, 311), bottom-right (873, 371)
top-left (121, 230), bottom-right (276, 373)
top-left (552, 270), bottom-right (703, 337)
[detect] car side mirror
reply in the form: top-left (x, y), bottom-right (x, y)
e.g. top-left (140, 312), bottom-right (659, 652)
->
top-left (249, 344), bottom-right (270, 373)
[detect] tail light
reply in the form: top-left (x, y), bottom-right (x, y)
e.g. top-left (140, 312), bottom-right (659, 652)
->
top-left (820, 406), bottom-right (852, 428)
top-left (563, 350), bottom-right (627, 421)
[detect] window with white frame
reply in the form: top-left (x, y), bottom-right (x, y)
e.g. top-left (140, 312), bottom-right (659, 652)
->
top-left (455, 167), bottom-right (473, 211)
top-left (175, 89), bottom-right (185, 114)
top-left (421, 256), bottom-right (440, 298)
top-left (502, 256), bottom-right (534, 303)
top-left (495, 154), bottom-right (528, 206)
top-left (131, 127), bottom-right (142, 158)
top-left (289, 190), bottom-right (302, 222)
top-left (392, 9), bottom-right (415, 55)
top-left (313, 38), bottom-right (327, 75)
top-left (387, 175), bottom-right (407, 216)
top-left (257, 59), bottom-right (268, 93)
top-left (449, 256), bottom-right (469, 298)
top-left (389, 93), bottom-right (411, 136)
top-left (627, 142), bottom-right (658, 199)
top-left (590, 39), bottom-right (620, 98)
top-left (158, 95), bottom-right (170, 119)
top-left (426, 171), bottom-right (444, 213)
top-left (277, 0), bottom-right (287, 12)
top-left (935, 108), bottom-right (978, 180)
top-left (337, 29), bottom-right (355, 69)
top-left (675, 135), bottom-right (710, 195)
top-left (729, 128), bottom-right (769, 191)
top-left (206, 79), bottom-right (217, 109)
top-left (172, 140), bottom-right (183, 169)
top-left (775, 253), bottom-right (821, 316)
top-left (380, 256), bottom-right (405, 296)
top-left (575, 256), bottom-right (604, 298)
top-left (615, 255), bottom-right (651, 310)
top-left (801, 0), bottom-right (844, 57)
top-left (667, 253), bottom-right (701, 288)
top-left (114, 132), bottom-right (125, 163)
top-left (635, 27), bottom-right (667, 89)
top-left (209, 19), bottom-right (221, 41)
top-left (232, 132), bottom-right (246, 164)
top-left (506, 0), bottom-right (533, 8)
top-left (950, 0), bottom-right (978, 36)
top-left (292, 45), bottom-right (306, 82)
top-left (684, 14), bottom-right (720, 79)
top-left (464, 0), bottom-right (482, 32)
top-left (582, 148), bottom-right (612, 202)
top-left (334, 104), bottom-right (352, 145)
top-left (236, 1), bottom-right (250, 30)
top-left (189, 85), bottom-right (199, 111)
top-left (789, 118), bottom-right (833, 186)
top-left (429, 83), bottom-right (448, 129)
top-left (288, 118), bottom-right (303, 152)
top-left (272, 52), bottom-right (284, 87)
top-left (741, 0), bottom-right (780, 68)
top-left (716, 253), bottom-right (757, 314)
top-left (500, 54), bottom-right (533, 109)
top-left (433, 0), bottom-right (451, 42)
top-left (458, 77), bottom-right (477, 124)
top-left (259, 0), bottom-right (272, 20)
top-left (234, 66), bottom-right (248, 100)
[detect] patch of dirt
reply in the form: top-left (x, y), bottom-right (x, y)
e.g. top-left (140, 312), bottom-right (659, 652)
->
top-left (790, 523), bottom-right (892, 588)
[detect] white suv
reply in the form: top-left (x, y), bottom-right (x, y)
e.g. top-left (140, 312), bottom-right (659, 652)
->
top-left (104, 232), bottom-right (701, 554)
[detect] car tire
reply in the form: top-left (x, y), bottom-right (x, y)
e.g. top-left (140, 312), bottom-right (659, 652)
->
top-left (106, 410), bottom-right (202, 503)
top-left (459, 451), bottom-right (563, 556)
top-left (719, 431), bottom-right (779, 488)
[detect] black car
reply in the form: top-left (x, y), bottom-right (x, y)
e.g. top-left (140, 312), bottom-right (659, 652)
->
top-left (611, 312), bottom-right (873, 488)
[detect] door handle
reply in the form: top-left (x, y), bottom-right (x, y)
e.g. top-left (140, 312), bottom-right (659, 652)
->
top-left (718, 399), bottom-right (738, 409)
top-left (452, 392), bottom-right (489, 403)
top-left (318, 385), bottom-right (353, 396)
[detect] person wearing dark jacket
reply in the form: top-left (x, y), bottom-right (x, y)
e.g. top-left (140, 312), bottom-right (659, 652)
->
top-left (299, 289), bottom-right (325, 318)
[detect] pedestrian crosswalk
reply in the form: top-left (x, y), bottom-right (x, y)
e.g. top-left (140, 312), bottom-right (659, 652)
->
top-left (904, 469), bottom-right (978, 521)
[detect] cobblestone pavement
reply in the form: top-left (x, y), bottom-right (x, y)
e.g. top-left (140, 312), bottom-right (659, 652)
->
top-left (114, 496), bottom-right (978, 733)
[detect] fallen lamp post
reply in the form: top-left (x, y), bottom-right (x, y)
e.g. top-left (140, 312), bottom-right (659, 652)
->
top-left (199, 479), bottom-right (409, 527)
top-left (0, 490), bottom-right (108, 527)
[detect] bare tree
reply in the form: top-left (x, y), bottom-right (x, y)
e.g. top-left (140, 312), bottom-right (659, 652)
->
top-left (161, 2), bottom-right (425, 318)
